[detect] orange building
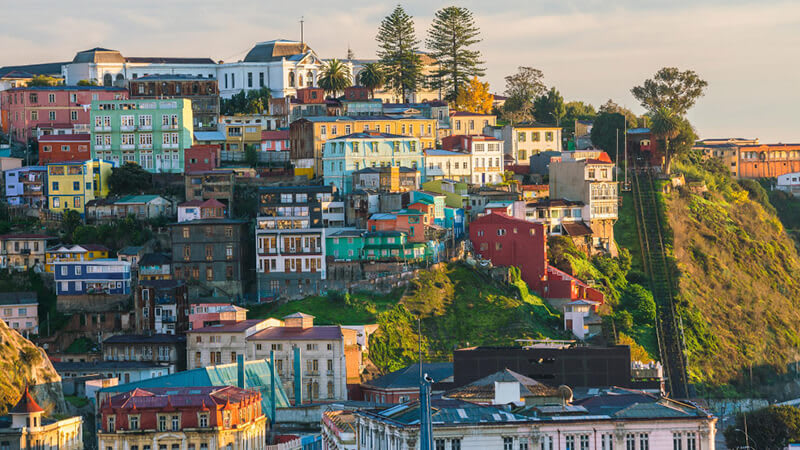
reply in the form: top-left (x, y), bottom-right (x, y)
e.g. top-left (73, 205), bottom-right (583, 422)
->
top-left (737, 144), bottom-right (800, 179)
top-left (366, 210), bottom-right (428, 243)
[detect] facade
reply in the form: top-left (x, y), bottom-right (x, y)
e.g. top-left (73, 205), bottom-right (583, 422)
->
top-left (136, 280), bottom-right (189, 335)
top-left (186, 319), bottom-right (276, 369)
top-left (502, 123), bottom-right (563, 165)
top-left (219, 115), bottom-right (265, 152)
top-left (777, 171), bottom-right (800, 195)
top-left (0, 387), bottom-right (83, 450)
top-left (111, 195), bottom-right (174, 220)
top-left (261, 130), bottom-right (290, 152)
top-left (424, 149), bottom-right (471, 182)
top-left (185, 170), bottom-right (235, 206)
top-left (322, 410), bottom-right (357, 450)
top-left (564, 299), bottom-right (601, 340)
top-left (247, 313), bottom-right (354, 403)
top-left (255, 186), bottom-right (344, 301)
top-left (524, 199), bottom-right (591, 246)
top-left (138, 253), bottom-right (173, 280)
top-left (46, 159), bottom-right (113, 216)
top-left (54, 259), bottom-right (132, 296)
top-left (737, 143), bottom-right (800, 179)
top-left (90, 98), bottom-right (193, 173)
top-left (0, 292), bottom-right (39, 336)
top-left (97, 386), bottom-right (267, 450)
top-left (117, 246), bottom-right (145, 269)
top-left (169, 219), bottom-right (250, 299)
top-left (128, 74), bottom-right (220, 130)
top-left (323, 133), bottom-right (424, 194)
top-left (351, 167), bottom-right (421, 193)
top-left (45, 243), bottom-right (109, 272)
top-left (37, 133), bottom-right (91, 164)
top-left (185, 144), bottom-right (221, 173)
top-left (178, 198), bottom-right (227, 223)
top-left (102, 333), bottom-right (187, 372)
top-left (360, 363), bottom-right (453, 404)
top-left (4, 166), bottom-right (47, 207)
top-left (189, 301), bottom-right (248, 330)
top-left (448, 111), bottom-right (497, 137)
top-left (1, 85), bottom-right (127, 143)
top-left (290, 116), bottom-right (437, 177)
top-left (441, 135), bottom-right (505, 185)
top-left (0, 234), bottom-right (53, 270)
top-left (549, 153), bottom-right (618, 254)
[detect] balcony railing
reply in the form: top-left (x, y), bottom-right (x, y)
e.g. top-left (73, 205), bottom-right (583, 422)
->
top-left (94, 126), bottom-right (111, 132)
top-left (162, 124), bottom-right (179, 130)
top-left (138, 143), bottom-right (153, 150)
top-left (121, 144), bottom-right (135, 150)
top-left (139, 124), bottom-right (152, 131)
top-left (120, 125), bottom-right (135, 132)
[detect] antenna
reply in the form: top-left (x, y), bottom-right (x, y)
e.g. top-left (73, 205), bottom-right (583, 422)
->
top-left (300, 16), bottom-right (305, 45)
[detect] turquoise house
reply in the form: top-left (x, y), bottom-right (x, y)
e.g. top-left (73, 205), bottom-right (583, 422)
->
top-left (363, 231), bottom-right (428, 262)
top-left (322, 133), bottom-right (424, 195)
top-left (326, 229), bottom-right (366, 261)
top-left (410, 190), bottom-right (446, 226)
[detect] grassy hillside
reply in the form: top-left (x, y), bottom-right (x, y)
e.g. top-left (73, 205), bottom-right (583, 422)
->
top-left (667, 158), bottom-right (800, 387)
top-left (249, 263), bottom-right (566, 373)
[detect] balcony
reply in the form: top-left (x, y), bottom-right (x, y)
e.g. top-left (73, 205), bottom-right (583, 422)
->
top-left (138, 143), bottom-right (153, 150)
top-left (121, 144), bottom-right (135, 150)
top-left (121, 125), bottom-right (135, 132)
top-left (94, 125), bottom-right (111, 132)
top-left (139, 124), bottom-right (152, 131)
top-left (162, 123), bottom-right (179, 130)
top-left (163, 143), bottom-right (179, 149)
top-left (95, 144), bottom-right (111, 151)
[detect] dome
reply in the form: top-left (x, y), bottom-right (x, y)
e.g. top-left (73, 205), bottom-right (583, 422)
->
top-left (72, 48), bottom-right (125, 64)
top-left (243, 40), bottom-right (311, 63)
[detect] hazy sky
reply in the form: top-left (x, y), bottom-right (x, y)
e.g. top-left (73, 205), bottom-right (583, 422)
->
top-left (2, 0), bottom-right (798, 142)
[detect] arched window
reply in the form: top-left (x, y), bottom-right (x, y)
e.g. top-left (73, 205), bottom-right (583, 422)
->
top-left (298, 74), bottom-right (304, 87)
top-left (327, 381), bottom-right (334, 398)
top-left (306, 70), bottom-right (313, 87)
top-left (103, 73), bottom-right (113, 86)
top-left (288, 71), bottom-right (295, 87)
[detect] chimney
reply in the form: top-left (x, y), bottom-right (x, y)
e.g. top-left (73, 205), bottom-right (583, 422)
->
top-left (237, 354), bottom-right (245, 389)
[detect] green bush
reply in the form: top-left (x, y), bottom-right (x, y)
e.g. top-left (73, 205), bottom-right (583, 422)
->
top-left (620, 284), bottom-right (656, 324)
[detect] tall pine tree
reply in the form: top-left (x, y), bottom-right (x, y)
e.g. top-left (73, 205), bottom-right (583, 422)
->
top-left (376, 5), bottom-right (423, 101)
top-left (426, 6), bottom-right (484, 102)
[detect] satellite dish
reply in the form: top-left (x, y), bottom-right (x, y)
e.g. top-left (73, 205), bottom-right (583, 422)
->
top-left (557, 385), bottom-right (573, 404)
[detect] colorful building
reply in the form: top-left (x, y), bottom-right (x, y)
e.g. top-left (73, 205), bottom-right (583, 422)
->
top-left (46, 159), bottom-right (113, 216)
top-left (1, 85), bottom-right (127, 143)
top-left (90, 98), bottom-right (193, 173)
top-left (45, 243), bottom-right (110, 272)
top-left (5, 165), bottom-right (47, 207)
top-left (363, 231), bottom-right (428, 261)
top-left (54, 259), bottom-right (132, 296)
top-left (128, 74), bottom-right (220, 131)
top-left (136, 279), bottom-right (189, 335)
top-left (737, 143), bottom-right (800, 179)
top-left (424, 149), bottom-right (471, 182)
top-left (448, 111), bottom-right (497, 137)
top-left (322, 133), bottom-right (424, 194)
top-left (261, 129), bottom-right (290, 152)
top-left (0, 387), bottom-right (83, 449)
top-left (185, 144), bottom-right (221, 173)
top-left (441, 135), bottom-right (505, 185)
top-left (0, 292), bottom-right (39, 337)
top-left (290, 116), bottom-right (437, 177)
top-left (219, 115), bottom-right (264, 152)
top-left (326, 229), bottom-right (366, 262)
top-left (501, 122), bottom-right (563, 164)
top-left (351, 166), bottom-right (421, 193)
top-left (97, 386), bottom-right (267, 450)
top-left (0, 233), bottom-right (54, 270)
top-left (190, 301), bottom-right (248, 330)
top-left (178, 198), bottom-right (227, 222)
top-left (38, 133), bottom-right (91, 164)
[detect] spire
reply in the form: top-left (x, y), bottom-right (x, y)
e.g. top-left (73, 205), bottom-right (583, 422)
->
top-left (9, 385), bottom-right (44, 414)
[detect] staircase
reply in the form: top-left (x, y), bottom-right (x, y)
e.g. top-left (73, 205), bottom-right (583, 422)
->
top-left (631, 168), bottom-right (690, 398)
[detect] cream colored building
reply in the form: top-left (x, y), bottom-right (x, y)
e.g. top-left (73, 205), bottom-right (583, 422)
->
top-left (501, 123), bottom-right (563, 164)
top-left (186, 318), bottom-right (280, 369)
top-left (448, 112), bottom-right (497, 137)
top-left (0, 386), bottom-right (83, 450)
top-left (425, 149), bottom-right (471, 183)
top-left (247, 313), bottom-right (355, 403)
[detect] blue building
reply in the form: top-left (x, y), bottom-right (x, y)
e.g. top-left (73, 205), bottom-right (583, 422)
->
top-left (54, 259), bottom-right (131, 296)
top-left (322, 133), bottom-right (424, 195)
top-left (4, 166), bottom-right (47, 208)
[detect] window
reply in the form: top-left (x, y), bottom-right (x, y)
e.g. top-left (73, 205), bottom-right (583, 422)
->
top-left (540, 437), bottom-right (553, 450)
top-left (107, 415), bottom-right (115, 431)
top-left (49, 111), bottom-right (56, 120)
top-left (248, 72), bottom-right (253, 88)
top-left (673, 434), bottom-right (682, 450)
top-left (625, 434), bottom-right (635, 450)
top-left (435, 440), bottom-right (445, 450)
top-left (129, 415), bottom-right (139, 430)
top-left (171, 415), bottom-right (180, 430)
top-left (452, 439), bottom-right (462, 450)
top-left (199, 413), bottom-right (208, 427)
top-left (497, 228), bottom-right (507, 236)
top-left (503, 438), bottom-right (514, 450)
top-left (42, 145), bottom-right (52, 153)
top-left (580, 435), bottom-right (589, 450)
top-left (639, 434), bottom-right (649, 450)
top-left (31, 110), bottom-right (38, 120)
top-left (602, 434), bottom-right (613, 450)
top-left (520, 440), bottom-right (528, 450)
top-left (158, 415), bottom-right (166, 431)
top-left (686, 433), bottom-right (696, 450)
top-left (565, 436), bottom-right (575, 450)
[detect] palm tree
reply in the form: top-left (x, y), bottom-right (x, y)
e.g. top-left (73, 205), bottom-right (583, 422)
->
top-left (650, 107), bottom-right (682, 173)
top-left (318, 59), bottom-right (352, 98)
top-left (358, 63), bottom-right (385, 98)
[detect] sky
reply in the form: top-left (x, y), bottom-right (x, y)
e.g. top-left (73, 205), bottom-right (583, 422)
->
top-left (2, 0), bottom-right (798, 143)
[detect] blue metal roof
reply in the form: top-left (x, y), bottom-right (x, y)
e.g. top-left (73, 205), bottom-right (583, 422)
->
top-left (194, 131), bottom-right (226, 141)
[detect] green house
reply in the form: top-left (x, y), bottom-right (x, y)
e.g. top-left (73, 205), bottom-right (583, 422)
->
top-left (326, 229), bottom-right (366, 261)
top-left (363, 231), bottom-right (428, 262)
top-left (90, 98), bottom-right (194, 173)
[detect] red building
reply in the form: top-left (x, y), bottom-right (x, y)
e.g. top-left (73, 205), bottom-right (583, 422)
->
top-left (1, 86), bottom-right (128, 143)
top-left (184, 145), bottom-right (220, 173)
top-left (38, 134), bottom-right (91, 164)
top-left (469, 212), bottom-right (603, 302)
top-left (367, 209), bottom-right (428, 243)
top-left (295, 87), bottom-right (325, 104)
top-left (261, 130), bottom-right (290, 152)
top-left (343, 86), bottom-right (370, 101)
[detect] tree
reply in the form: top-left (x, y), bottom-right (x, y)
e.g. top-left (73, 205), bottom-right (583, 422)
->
top-left (426, 6), bottom-right (485, 102)
top-left (318, 59), bottom-right (352, 98)
top-left (599, 99), bottom-right (639, 127)
top-left (501, 67), bottom-right (546, 124)
top-left (76, 79), bottom-right (98, 86)
top-left (369, 305), bottom-right (428, 373)
top-left (533, 87), bottom-right (566, 126)
top-left (376, 5), bottom-right (423, 100)
top-left (620, 283), bottom-right (656, 324)
top-left (26, 75), bottom-right (60, 87)
top-left (108, 162), bottom-right (153, 195)
top-left (590, 112), bottom-right (626, 160)
top-left (221, 87), bottom-right (270, 115)
top-left (244, 144), bottom-right (259, 168)
top-left (631, 67), bottom-right (708, 116)
top-left (650, 107), bottom-right (683, 173)
top-left (724, 405), bottom-right (800, 450)
top-left (358, 63), bottom-right (385, 98)
top-left (60, 210), bottom-right (82, 242)
top-left (454, 77), bottom-right (492, 113)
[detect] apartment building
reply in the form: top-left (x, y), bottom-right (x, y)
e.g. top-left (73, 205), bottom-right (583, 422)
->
top-left (90, 98), bottom-right (193, 173)
top-left (5, 166), bottom-right (47, 207)
top-left (129, 74), bottom-right (220, 131)
top-left (448, 111), bottom-right (497, 137)
top-left (136, 279), bottom-right (189, 335)
top-left (0, 292), bottom-right (38, 336)
top-left (0, 233), bottom-right (53, 270)
top-left (38, 133), bottom-right (91, 164)
top-left (441, 135), bottom-right (505, 185)
top-left (186, 318), bottom-right (278, 369)
top-left (45, 243), bottom-right (109, 272)
top-left (46, 159), bottom-right (113, 216)
top-left (501, 123), bottom-right (563, 164)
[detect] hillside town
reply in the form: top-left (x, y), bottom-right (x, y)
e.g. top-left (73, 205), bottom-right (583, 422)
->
top-left (0, 4), bottom-right (799, 450)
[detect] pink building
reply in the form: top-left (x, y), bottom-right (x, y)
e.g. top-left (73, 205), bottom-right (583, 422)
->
top-left (1, 86), bottom-right (127, 143)
top-left (0, 292), bottom-right (39, 337)
top-left (189, 301), bottom-right (248, 330)
top-left (261, 130), bottom-right (290, 152)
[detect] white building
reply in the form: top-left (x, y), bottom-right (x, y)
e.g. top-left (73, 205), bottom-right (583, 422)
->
top-left (563, 299), bottom-right (601, 340)
top-left (443, 135), bottom-right (505, 185)
top-left (424, 149), bottom-right (471, 183)
top-left (501, 123), bottom-right (563, 165)
top-left (185, 318), bottom-right (279, 369)
top-left (776, 171), bottom-right (800, 196)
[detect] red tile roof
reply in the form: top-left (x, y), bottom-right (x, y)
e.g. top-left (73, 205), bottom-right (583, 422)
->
top-left (261, 130), bottom-right (289, 140)
top-left (9, 386), bottom-right (44, 414)
top-left (37, 134), bottom-right (91, 142)
top-left (103, 386), bottom-right (259, 412)
top-left (450, 111), bottom-right (495, 117)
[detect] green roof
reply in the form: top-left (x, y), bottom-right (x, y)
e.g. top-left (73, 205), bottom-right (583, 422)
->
top-left (99, 359), bottom-right (289, 421)
top-left (115, 195), bottom-right (164, 204)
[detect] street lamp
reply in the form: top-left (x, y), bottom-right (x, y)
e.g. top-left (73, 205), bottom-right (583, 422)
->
top-left (733, 428), bottom-right (756, 450)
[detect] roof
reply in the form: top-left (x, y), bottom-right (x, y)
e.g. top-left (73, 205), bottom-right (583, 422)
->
top-left (0, 62), bottom-right (66, 78)
top-left (190, 319), bottom-right (265, 333)
top-left (261, 130), bottom-right (289, 140)
top-left (138, 253), bottom-right (172, 266)
top-left (102, 385), bottom-right (259, 412)
top-left (244, 40), bottom-right (311, 63)
top-left (125, 56), bottom-right (216, 64)
top-left (131, 74), bottom-right (213, 81)
top-left (364, 363), bottom-right (453, 389)
top-left (54, 360), bottom-right (166, 371)
top-left (330, 132), bottom-right (412, 140)
top-left (117, 246), bottom-right (143, 256)
top-left (353, 167), bottom-right (418, 174)
top-left (0, 233), bottom-right (54, 240)
top-left (72, 47), bottom-right (124, 63)
top-left (451, 111), bottom-right (495, 117)
top-left (284, 312), bottom-right (314, 319)
top-left (301, 115), bottom-right (429, 123)
top-left (328, 229), bottom-right (365, 238)
top-left (115, 194), bottom-right (165, 204)
top-left (426, 149), bottom-right (468, 157)
top-left (627, 128), bottom-right (651, 135)
top-left (37, 134), bottom-right (90, 142)
top-left (362, 398), bottom-right (528, 426)
top-left (446, 369), bottom-right (559, 400)
top-left (528, 198), bottom-right (584, 208)
top-left (4, 85), bottom-right (126, 92)
top-left (98, 358), bottom-right (290, 420)
top-left (169, 218), bottom-right (247, 226)
top-left (369, 213), bottom-right (397, 221)
top-left (0, 292), bottom-right (37, 306)
top-left (248, 325), bottom-right (342, 341)
top-left (194, 131), bottom-right (226, 141)
top-left (515, 122), bottom-right (562, 129)
top-left (562, 221), bottom-right (594, 237)
top-left (103, 334), bottom-right (185, 345)
top-left (9, 386), bottom-right (44, 414)
top-left (47, 243), bottom-right (109, 253)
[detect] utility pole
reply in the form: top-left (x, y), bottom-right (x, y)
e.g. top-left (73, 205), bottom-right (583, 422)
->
top-left (418, 317), bottom-right (433, 450)
top-left (624, 117), bottom-right (628, 188)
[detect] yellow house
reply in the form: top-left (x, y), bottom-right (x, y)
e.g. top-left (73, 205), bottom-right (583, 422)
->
top-left (47, 159), bottom-right (113, 216)
top-left (45, 243), bottom-right (110, 272)
top-left (219, 115), bottom-right (265, 152)
top-left (449, 111), bottom-right (497, 137)
top-left (503, 123), bottom-right (563, 164)
top-left (290, 116), bottom-right (438, 178)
